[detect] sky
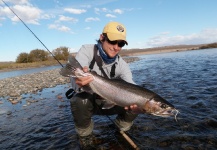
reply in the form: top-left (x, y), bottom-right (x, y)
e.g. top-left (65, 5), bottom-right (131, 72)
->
top-left (0, 0), bottom-right (217, 61)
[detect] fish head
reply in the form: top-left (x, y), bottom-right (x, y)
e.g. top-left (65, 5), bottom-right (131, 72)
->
top-left (143, 96), bottom-right (178, 117)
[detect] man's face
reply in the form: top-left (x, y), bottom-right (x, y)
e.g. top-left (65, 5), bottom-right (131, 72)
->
top-left (100, 34), bottom-right (125, 58)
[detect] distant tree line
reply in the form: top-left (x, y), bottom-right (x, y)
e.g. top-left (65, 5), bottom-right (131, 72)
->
top-left (16, 46), bottom-right (70, 63)
top-left (199, 43), bottom-right (217, 49)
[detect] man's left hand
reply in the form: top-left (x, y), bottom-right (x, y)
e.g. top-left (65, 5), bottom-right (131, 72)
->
top-left (124, 104), bottom-right (138, 111)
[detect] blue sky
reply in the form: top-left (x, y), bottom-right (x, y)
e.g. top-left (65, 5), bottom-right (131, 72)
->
top-left (0, 0), bottom-right (217, 61)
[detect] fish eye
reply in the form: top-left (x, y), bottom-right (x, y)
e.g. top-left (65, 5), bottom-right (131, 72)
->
top-left (161, 104), bottom-right (167, 108)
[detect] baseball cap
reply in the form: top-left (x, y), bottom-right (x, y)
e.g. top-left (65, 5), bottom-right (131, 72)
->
top-left (102, 22), bottom-right (128, 45)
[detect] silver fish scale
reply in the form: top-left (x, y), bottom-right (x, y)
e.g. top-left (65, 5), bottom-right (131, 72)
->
top-left (89, 73), bottom-right (149, 107)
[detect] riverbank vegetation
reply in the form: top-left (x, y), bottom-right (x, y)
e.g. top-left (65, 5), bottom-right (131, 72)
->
top-left (199, 42), bottom-right (217, 49)
top-left (0, 60), bottom-right (66, 71)
top-left (0, 46), bottom-right (69, 71)
top-left (1, 43), bottom-right (216, 71)
top-left (16, 46), bottom-right (69, 63)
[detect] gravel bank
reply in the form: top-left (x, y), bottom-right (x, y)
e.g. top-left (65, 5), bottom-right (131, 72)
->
top-left (0, 69), bottom-right (69, 103)
top-left (0, 57), bottom-right (139, 104)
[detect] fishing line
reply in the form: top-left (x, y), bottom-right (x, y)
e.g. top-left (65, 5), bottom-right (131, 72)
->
top-left (1, 0), bottom-right (63, 67)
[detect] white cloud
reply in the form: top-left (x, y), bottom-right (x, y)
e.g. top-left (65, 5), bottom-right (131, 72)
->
top-left (85, 17), bottom-right (100, 22)
top-left (12, 5), bottom-right (41, 24)
top-left (113, 9), bottom-right (123, 14)
top-left (101, 7), bottom-right (108, 12)
top-left (105, 14), bottom-right (116, 18)
top-left (40, 14), bottom-right (55, 20)
top-left (58, 25), bottom-right (71, 32)
top-left (0, 0), bottom-right (29, 5)
top-left (64, 8), bottom-right (86, 14)
top-left (145, 28), bottom-right (217, 47)
top-left (0, 4), bottom-right (42, 25)
top-left (94, 7), bottom-right (110, 15)
top-left (58, 15), bottom-right (78, 23)
top-left (48, 24), bottom-right (72, 32)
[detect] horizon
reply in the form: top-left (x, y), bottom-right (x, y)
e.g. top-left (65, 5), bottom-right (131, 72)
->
top-left (0, 0), bottom-right (217, 61)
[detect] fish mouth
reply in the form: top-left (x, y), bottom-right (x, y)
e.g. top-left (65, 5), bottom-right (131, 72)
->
top-left (152, 108), bottom-right (179, 118)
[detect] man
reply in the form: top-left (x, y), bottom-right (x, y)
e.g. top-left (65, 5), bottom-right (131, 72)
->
top-left (69, 21), bottom-right (138, 149)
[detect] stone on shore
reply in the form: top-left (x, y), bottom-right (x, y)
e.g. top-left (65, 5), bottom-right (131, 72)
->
top-left (0, 69), bottom-right (70, 102)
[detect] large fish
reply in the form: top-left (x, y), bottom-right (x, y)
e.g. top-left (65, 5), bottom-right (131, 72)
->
top-left (60, 56), bottom-right (179, 119)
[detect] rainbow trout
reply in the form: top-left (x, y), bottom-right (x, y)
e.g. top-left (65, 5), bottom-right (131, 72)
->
top-left (60, 56), bottom-right (178, 118)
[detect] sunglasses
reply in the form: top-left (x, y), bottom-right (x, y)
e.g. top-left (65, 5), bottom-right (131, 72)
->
top-left (105, 36), bottom-right (126, 48)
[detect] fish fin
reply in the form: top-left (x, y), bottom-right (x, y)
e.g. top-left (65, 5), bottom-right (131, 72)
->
top-left (102, 101), bottom-right (116, 109)
top-left (59, 55), bottom-right (83, 77)
top-left (68, 55), bottom-right (83, 69)
top-left (59, 63), bottom-right (74, 77)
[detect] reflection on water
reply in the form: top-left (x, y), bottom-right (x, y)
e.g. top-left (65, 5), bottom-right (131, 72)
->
top-left (0, 49), bottom-right (217, 149)
top-left (0, 65), bottom-right (61, 80)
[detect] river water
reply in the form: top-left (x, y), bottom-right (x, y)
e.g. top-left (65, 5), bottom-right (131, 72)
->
top-left (0, 48), bottom-right (217, 149)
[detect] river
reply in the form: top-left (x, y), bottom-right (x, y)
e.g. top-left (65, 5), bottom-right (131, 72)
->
top-left (0, 48), bottom-right (217, 149)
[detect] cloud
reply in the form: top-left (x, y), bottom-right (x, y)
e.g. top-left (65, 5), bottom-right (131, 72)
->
top-left (0, 0), bottom-right (29, 5)
top-left (85, 17), bottom-right (100, 22)
top-left (145, 28), bottom-right (217, 47)
top-left (0, 3), bottom-right (42, 25)
top-left (94, 7), bottom-right (110, 14)
top-left (113, 9), bottom-right (123, 14)
top-left (48, 24), bottom-right (72, 32)
top-left (11, 5), bottom-right (41, 24)
top-left (40, 14), bottom-right (55, 20)
top-left (58, 15), bottom-right (78, 23)
top-left (94, 7), bottom-right (124, 16)
top-left (64, 8), bottom-right (86, 14)
top-left (105, 14), bottom-right (116, 18)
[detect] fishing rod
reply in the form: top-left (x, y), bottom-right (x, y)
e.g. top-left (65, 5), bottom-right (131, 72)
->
top-left (2, 1), bottom-right (139, 149)
top-left (1, 0), bottom-right (63, 67)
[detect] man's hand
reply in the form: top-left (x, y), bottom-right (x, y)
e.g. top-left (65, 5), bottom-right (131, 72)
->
top-left (125, 104), bottom-right (140, 113)
top-left (75, 66), bottom-right (93, 86)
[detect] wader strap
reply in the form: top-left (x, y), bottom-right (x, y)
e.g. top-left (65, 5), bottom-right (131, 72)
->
top-left (110, 63), bottom-right (116, 78)
top-left (89, 45), bottom-right (96, 70)
top-left (89, 45), bottom-right (116, 79)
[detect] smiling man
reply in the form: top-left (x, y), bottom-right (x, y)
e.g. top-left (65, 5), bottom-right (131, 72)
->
top-left (69, 21), bottom-right (138, 149)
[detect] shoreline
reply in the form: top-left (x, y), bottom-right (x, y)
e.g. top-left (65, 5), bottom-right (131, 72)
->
top-left (0, 47), bottom-right (201, 73)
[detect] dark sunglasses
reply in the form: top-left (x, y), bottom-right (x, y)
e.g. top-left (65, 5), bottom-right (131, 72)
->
top-left (105, 36), bottom-right (126, 48)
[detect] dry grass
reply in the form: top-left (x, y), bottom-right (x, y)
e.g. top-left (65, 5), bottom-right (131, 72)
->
top-left (0, 60), bottom-right (66, 72)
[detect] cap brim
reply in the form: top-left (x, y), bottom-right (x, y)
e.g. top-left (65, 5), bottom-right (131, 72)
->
top-left (107, 32), bottom-right (128, 45)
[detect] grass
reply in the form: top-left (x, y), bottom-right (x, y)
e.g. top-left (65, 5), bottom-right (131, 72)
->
top-left (0, 60), bottom-right (67, 71)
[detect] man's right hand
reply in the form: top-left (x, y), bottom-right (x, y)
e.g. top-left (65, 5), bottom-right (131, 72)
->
top-left (75, 66), bottom-right (93, 86)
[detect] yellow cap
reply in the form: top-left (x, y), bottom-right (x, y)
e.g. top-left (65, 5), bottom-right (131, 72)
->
top-left (103, 21), bottom-right (128, 45)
